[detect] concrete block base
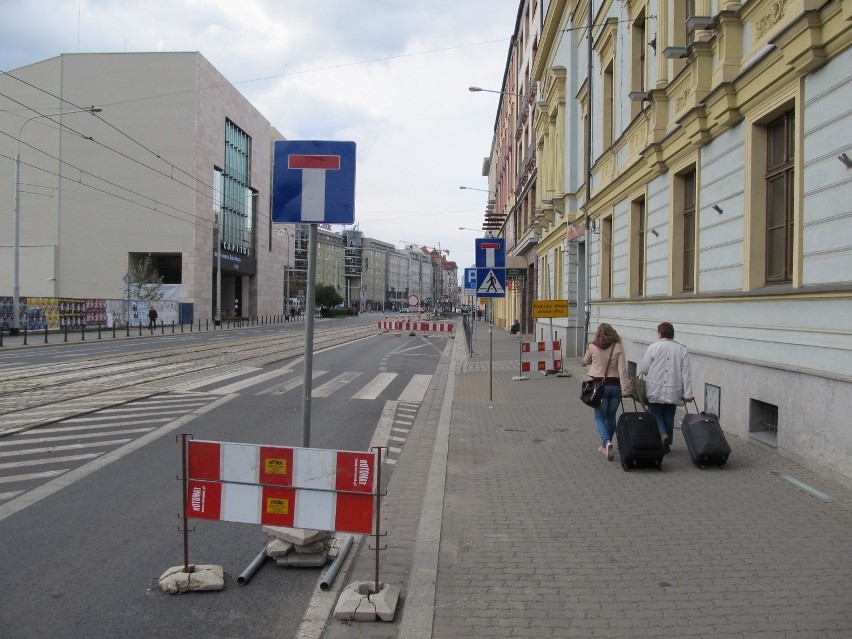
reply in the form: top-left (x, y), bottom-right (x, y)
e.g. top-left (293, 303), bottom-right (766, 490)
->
top-left (333, 581), bottom-right (399, 622)
top-left (158, 564), bottom-right (224, 594)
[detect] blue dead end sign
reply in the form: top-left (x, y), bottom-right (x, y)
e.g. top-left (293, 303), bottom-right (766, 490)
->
top-left (272, 140), bottom-right (356, 224)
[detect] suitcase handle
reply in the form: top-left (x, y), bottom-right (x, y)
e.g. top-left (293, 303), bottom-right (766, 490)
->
top-left (619, 396), bottom-right (648, 414)
top-left (683, 398), bottom-right (701, 414)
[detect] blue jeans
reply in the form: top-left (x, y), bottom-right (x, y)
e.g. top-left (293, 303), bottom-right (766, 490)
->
top-left (648, 403), bottom-right (677, 443)
top-left (593, 385), bottom-right (622, 447)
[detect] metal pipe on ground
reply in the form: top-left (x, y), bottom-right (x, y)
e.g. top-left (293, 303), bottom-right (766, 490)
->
top-left (237, 545), bottom-right (269, 585)
top-left (320, 535), bottom-right (353, 591)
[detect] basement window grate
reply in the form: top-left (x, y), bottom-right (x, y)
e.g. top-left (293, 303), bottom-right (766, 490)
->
top-left (749, 399), bottom-right (778, 446)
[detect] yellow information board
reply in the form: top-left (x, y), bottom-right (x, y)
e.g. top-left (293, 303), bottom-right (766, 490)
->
top-left (533, 300), bottom-right (569, 318)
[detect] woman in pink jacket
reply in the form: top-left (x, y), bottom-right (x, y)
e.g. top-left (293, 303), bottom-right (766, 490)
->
top-left (583, 323), bottom-right (631, 461)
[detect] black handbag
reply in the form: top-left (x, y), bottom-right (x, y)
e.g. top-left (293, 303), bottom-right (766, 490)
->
top-left (581, 378), bottom-right (605, 407)
top-left (581, 346), bottom-right (614, 407)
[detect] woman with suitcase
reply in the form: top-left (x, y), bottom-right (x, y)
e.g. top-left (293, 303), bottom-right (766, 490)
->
top-left (583, 323), bottom-right (631, 461)
top-left (640, 322), bottom-right (693, 454)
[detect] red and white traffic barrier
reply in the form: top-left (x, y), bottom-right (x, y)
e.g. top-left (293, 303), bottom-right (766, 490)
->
top-left (377, 320), bottom-right (454, 333)
top-left (519, 340), bottom-right (562, 374)
top-left (186, 440), bottom-right (376, 534)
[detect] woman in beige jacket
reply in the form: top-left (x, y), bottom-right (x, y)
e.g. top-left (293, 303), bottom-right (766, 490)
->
top-left (582, 323), bottom-right (630, 461)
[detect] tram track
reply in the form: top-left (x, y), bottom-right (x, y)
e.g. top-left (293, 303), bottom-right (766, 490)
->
top-left (0, 323), bottom-right (377, 436)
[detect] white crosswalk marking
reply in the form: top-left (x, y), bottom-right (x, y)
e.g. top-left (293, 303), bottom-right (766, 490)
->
top-left (0, 453), bottom-right (102, 469)
top-left (0, 441), bottom-right (132, 458)
top-left (257, 371), bottom-right (328, 396)
top-left (398, 374), bottom-right (432, 403)
top-left (352, 373), bottom-right (398, 400)
top-left (0, 428), bottom-right (153, 448)
top-left (0, 470), bottom-right (68, 484)
top-left (207, 366), bottom-right (294, 395)
top-left (313, 372), bottom-right (362, 398)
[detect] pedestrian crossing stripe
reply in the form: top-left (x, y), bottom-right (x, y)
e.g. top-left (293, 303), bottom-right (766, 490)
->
top-left (477, 268), bottom-right (505, 295)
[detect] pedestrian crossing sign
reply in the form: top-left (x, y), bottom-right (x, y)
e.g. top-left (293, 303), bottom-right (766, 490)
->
top-left (476, 267), bottom-right (505, 298)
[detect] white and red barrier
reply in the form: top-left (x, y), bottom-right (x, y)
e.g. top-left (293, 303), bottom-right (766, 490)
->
top-left (377, 320), bottom-right (454, 333)
top-left (186, 440), bottom-right (376, 534)
top-left (519, 340), bottom-right (562, 374)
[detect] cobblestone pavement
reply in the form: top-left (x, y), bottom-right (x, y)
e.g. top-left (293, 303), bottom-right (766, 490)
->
top-left (324, 321), bottom-right (852, 639)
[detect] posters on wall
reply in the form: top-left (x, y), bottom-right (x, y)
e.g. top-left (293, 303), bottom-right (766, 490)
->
top-left (0, 297), bottom-right (179, 330)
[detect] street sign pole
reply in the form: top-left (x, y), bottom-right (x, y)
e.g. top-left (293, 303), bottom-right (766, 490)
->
top-left (301, 224), bottom-right (318, 448)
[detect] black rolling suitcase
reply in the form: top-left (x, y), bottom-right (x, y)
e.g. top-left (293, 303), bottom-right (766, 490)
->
top-left (681, 400), bottom-right (731, 468)
top-left (616, 399), bottom-right (665, 471)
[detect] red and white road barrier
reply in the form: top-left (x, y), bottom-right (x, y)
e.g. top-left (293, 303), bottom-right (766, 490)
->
top-left (519, 340), bottom-right (562, 374)
top-left (377, 320), bottom-right (454, 333)
top-left (186, 440), bottom-right (376, 534)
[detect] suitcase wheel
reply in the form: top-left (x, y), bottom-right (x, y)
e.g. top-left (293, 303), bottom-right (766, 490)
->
top-left (621, 462), bottom-right (630, 472)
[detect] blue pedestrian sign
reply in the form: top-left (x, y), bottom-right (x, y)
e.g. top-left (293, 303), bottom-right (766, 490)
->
top-left (272, 140), bottom-right (356, 224)
top-left (476, 267), bottom-right (506, 297)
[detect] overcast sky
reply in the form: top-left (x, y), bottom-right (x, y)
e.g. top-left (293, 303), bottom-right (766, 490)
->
top-left (1, 0), bottom-right (519, 273)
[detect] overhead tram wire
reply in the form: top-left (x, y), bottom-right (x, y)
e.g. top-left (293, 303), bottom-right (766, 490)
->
top-left (0, 34), bottom-right (511, 215)
top-left (0, 82), bottom-right (245, 217)
top-left (0, 149), bottom-right (217, 233)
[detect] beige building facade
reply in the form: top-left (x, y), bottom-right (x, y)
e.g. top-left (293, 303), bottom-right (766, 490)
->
top-left (0, 52), bottom-right (289, 323)
top-left (484, 0), bottom-right (852, 482)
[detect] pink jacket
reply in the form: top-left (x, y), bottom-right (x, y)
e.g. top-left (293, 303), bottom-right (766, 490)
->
top-left (583, 342), bottom-right (630, 395)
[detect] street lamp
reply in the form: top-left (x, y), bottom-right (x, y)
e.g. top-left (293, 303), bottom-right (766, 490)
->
top-left (11, 106), bottom-right (101, 335)
top-left (459, 186), bottom-right (490, 193)
top-left (468, 86), bottom-right (523, 97)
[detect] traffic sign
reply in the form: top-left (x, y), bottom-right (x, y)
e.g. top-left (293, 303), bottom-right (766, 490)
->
top-left (464, 268), bottom-right (477, 294)
top-left (533, 300), bottom-right (569, 318)
top-left (475, 238), bottom-right (505, 269)
top-left (476, 267), bottom-right (505, 298)
top-left (272, 140), bottom-right (356, 224)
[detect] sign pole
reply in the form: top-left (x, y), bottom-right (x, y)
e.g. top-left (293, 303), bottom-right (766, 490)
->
top-left (301, 224), bottom-right (318, 448)
top-left (489, 299), bottom-right (493, 401)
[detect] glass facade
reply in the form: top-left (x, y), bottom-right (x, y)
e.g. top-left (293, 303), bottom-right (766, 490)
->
top-left (221, 120), bottom-right (252, 256)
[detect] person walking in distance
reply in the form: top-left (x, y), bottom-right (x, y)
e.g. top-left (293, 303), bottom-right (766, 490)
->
top-left (147, 306), bottom-right (158, 331)
top-left (640, 322), bottom-right (693, 454)
top-left (583, 323), bottom-right (630, 461)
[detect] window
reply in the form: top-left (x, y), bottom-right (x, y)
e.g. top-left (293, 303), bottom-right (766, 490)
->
top-left (682, 170), bottom-right (696, 291)
top-left (631, 198), bottom-right (646, 297)
top-left (631, 7), bottom-right (647, 119)
top-left (222, 120), bottom-right (252, 256)
top-left (601, 216), bottom-right (613, 299)
top-left (750, 399), bottom-right (778, 447)
top-left (765, 112), bottom-right (795, 283)
top-left (603, 61), bottom-right (614, 147)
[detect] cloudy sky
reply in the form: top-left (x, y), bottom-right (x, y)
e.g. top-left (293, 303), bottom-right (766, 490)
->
top-left (1, 0), bottom-right (520, 272)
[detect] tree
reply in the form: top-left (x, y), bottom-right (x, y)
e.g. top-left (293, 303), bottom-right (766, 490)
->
top-left (315, 283), bottom-right (343, 315)
top-left (127, 254), bottom-right (165, 301)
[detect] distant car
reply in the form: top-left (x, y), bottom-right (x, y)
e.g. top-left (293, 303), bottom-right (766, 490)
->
top-left (400, 308), bottom-right (411, 313)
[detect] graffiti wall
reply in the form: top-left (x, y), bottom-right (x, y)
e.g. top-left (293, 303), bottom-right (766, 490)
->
top-left (1, 297), bottom-right (180, 330)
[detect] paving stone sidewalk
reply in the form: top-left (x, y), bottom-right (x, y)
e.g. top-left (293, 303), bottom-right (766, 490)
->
top-left (325, 322), bottom-right (852, 639)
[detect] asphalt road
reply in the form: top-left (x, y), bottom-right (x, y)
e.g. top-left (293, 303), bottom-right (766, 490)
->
top-left (0, 316), bottom-right (453, 638)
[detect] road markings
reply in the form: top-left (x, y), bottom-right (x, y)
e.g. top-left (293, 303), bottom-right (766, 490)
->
top-left (351, 372), bottom-right (398, 400)
top-left (0, 469), bottom-right (68, 484)
top-left (312, 372), bottom-right (362, 398)
top-left (0, 453), bottom-right (102, 469)
top-left (398, 374), bottom-right (432, 403)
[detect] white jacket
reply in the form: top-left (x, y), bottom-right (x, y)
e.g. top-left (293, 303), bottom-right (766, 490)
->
top-left (640, 339), bottom-right (693, 405)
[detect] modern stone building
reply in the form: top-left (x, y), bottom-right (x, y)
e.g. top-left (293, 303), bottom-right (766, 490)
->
top-left (0, 52), bottom-right (289, 323)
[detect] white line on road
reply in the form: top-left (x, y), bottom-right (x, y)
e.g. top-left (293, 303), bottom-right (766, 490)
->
top-left (0, 469), bottom-right (67, 484)
top-left (312, 372), bottom-right (362, 398)
top-left (351, 372), bottom-right (398, 400)
top-left (0, 428), bottom-right (154, 447)
top-left (0, 440), bottom-right (132, 458)
top-left (0, 393), bottom-right (236, 523)
top-left (397, 374), bottom-right (432, 403)
top-left (0, 453), bottom-right (102, 469)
